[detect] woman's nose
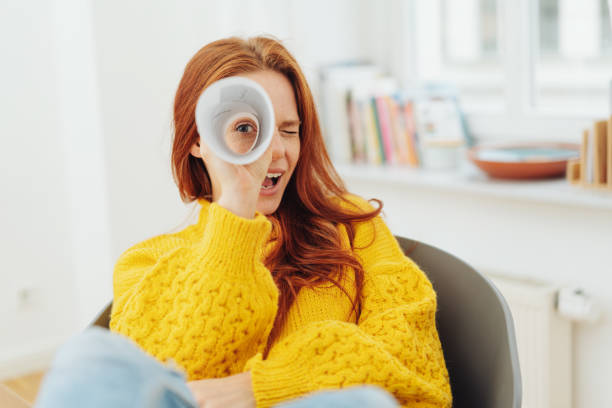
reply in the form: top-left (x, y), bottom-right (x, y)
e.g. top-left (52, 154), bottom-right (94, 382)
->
top-left (269, 129), bottom-right (285, 159)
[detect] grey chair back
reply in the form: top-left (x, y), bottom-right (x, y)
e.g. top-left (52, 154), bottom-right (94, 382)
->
top-left (91, 302), bottom-right (112, 329)
top-left (395, 236), bottom-right (521, 408)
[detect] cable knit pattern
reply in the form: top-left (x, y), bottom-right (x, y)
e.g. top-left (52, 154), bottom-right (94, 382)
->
top-left (109, 195), bottom-right (452, 408)
top-left (110, 202), bottom-right (279, 379)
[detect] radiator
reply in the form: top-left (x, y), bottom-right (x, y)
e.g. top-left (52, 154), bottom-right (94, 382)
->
top-left (487, 274), bottom-right (573, 408)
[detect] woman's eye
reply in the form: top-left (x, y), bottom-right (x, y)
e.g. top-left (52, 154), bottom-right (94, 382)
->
top-left (226, 120), bottom-right (259, 154)
top-left (236, 123), bottom-right (254, 133)
top-left (281, 130), bottom-right (299, 135)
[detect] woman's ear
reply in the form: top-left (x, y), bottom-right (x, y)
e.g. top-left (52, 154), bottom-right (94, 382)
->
top-left (190, 141), bottom-right (202, 158)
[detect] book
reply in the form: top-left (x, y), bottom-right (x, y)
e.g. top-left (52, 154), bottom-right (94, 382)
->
top-left (386, 95), bottom-right (410, 165)
top-left (566, 159), bottom-right (581, 184)
top-left (580, 129), bottom-right (589, 184)
top-left (593, 120), bottom-right (608, 185)
top-left (365, 100), bottom-right (383, 164)
top-left (374, 96), bottom-right (396, 164)
top-left (347, 90), bottom-right (366, 163)
top-left (402, 101), bottom-right (420, 167)
top-left (608, 116), bottom-right (612, 187)
top-left (586, 128), bottom-right (595, 184)
top-left (370, 98), bottom-right (387, 163)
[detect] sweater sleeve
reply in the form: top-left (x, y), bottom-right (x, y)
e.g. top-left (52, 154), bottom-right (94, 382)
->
top-left (244, 198), bottom-right (452, 408)
top-left (109, 202), bottom-right (279, 380)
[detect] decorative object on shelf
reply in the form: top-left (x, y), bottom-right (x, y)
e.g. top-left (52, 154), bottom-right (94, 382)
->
top-left (566, 115), bottom-right (612, 191)
top-left (468, 142), bottom-right (580, 180)
top-left (413, 83), bottom-right (471, 170)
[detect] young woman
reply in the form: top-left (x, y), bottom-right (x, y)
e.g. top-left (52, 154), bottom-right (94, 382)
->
top-left (36, 36), bottom-right (451, 408)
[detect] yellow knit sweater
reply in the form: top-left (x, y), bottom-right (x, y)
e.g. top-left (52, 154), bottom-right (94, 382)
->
top-left (109, 194), bottom-right (452, 407)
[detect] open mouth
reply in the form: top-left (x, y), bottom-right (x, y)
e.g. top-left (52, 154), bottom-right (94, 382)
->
top-left (261, 173), bottom-right (282, 190)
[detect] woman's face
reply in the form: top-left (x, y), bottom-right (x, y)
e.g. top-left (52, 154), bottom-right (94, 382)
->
top-left (200, 70), bottom-right (301, 216)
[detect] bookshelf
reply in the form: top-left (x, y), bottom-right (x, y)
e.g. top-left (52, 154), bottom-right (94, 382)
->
top-left (319, 63), bottom-right (612, 212)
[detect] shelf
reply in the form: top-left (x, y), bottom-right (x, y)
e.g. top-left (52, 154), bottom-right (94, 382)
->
top-left (335, 163), bottom-right (612, 212)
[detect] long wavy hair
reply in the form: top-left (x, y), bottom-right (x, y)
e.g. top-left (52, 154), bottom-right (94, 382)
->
top-left (171, 36), bottom-right (382, 354)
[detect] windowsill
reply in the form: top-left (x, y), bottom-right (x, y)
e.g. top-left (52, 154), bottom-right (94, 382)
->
top-left (335, 162), bottom-right (612, 211)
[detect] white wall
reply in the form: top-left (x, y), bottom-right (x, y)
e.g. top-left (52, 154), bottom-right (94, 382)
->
top-left (1, 0), bottom-right (112, 378)
top-left (53, 0), bottom-right (114, 335)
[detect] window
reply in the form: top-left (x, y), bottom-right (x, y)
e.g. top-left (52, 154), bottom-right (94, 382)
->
top-left (407, 0), bottom-right (612, 140)
top-left (414, 0), bottom-right (504, 112)
top-left (534, 0), bottom-right (612, 114)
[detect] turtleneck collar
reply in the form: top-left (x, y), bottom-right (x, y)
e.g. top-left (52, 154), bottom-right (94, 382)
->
top-left (195, 196), bottom-right (278, 258)
top-left (196, 197), bottom-right (212, 227)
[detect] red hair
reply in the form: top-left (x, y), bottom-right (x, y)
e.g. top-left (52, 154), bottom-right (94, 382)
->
top-left (171, 36), bottom-right (382, 354)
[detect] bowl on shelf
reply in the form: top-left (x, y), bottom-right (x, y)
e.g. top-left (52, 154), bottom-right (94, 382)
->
top-left (468, 142), bottom-right (580, 180)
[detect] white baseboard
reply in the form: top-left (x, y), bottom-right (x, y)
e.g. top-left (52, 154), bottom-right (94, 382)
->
top-left (0, 338), bottom-right (67, 381)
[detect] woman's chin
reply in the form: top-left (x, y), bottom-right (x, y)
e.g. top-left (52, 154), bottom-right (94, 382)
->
top-left (256, 194), bottom-right (281, 216)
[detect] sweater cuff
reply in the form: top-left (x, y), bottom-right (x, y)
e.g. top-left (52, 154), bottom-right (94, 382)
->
top-left (196, 203), bottom-right (272, 273)
top-left (247, 353), bottom-right (314, 407)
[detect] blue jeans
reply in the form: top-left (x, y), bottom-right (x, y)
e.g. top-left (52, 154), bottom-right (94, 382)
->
top-left (35, 327), bottom-right (398, 408)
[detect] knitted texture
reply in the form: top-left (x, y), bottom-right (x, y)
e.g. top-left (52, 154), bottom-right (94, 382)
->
top-left (110, 195), bottom-right (452, 407)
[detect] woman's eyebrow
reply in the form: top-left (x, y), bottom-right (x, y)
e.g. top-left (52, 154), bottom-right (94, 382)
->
top-left (278, 120), bottom-right (301, 127)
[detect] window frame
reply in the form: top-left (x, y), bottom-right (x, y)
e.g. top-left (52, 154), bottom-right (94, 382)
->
top-left (395, 0), bottom-right (609, 142)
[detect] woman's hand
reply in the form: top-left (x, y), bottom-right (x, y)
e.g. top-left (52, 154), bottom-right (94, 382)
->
top-left (187, 371), bottom-right (256, 408)
top-left (199, 137), bottom-right (272, 219)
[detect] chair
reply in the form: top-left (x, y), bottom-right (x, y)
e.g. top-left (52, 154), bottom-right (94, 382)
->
top-left (92, 236), bottom-right (522, 408)
top-left (395, 235), bottom-right (522, 408)
top-left (91, 301), bottom-right (112, 329)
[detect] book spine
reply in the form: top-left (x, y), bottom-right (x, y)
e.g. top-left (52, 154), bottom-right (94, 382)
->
top-left (365, 100), bottom-right (382, 164)
top-left (321, 82), bottom-right (352, 163)
top-left (587, 129), bottom-right (595, 184)
top-left (403, 102), bottom-right (420, 167)
top-left (347, 93), bottom-right (365, 162)
top-left (375, 96), bottom-right (396, 164)
top-left (386, 96), bottom-right (409, 165)
top-left (370, 97), bottom-right (387, 163)
top-left (360, 100), bottom-right (375, 165)
top-left (566, 159), bottom-right (581, 184)
top-left (608, 115), bottom-right (612, 187)
top-left (594, 120), bottom-right (608, 185)
top-left (581, 129), bottom-right (589, 184)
